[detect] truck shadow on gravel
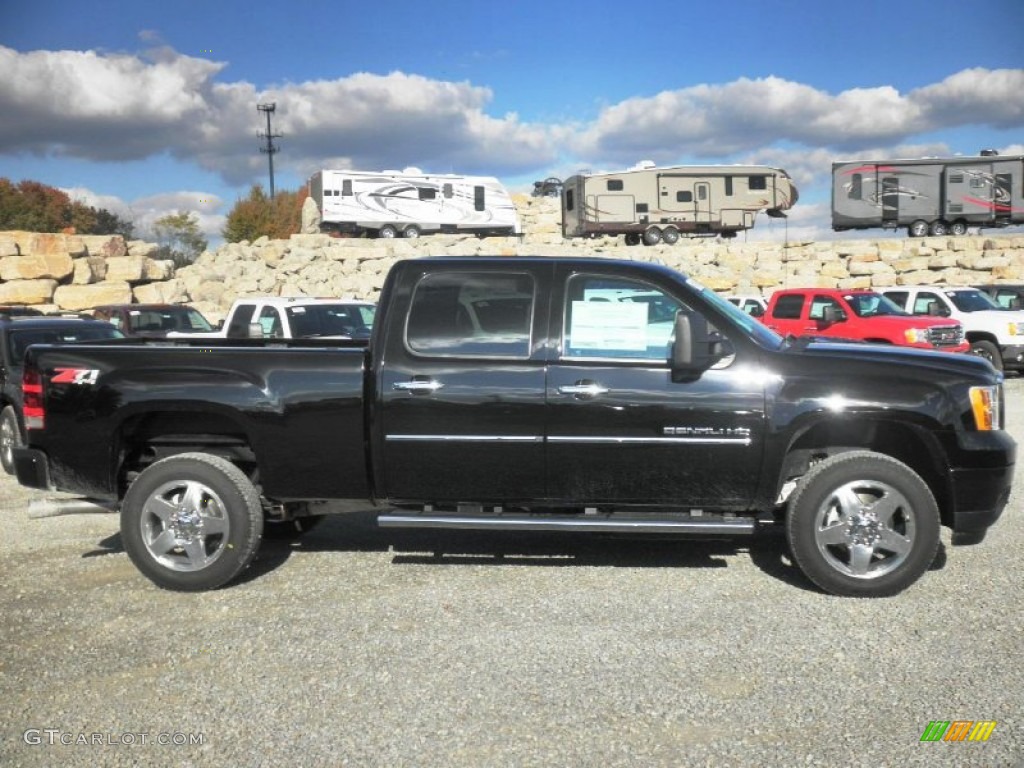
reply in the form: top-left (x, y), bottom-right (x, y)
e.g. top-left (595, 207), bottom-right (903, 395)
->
top-left (244, 511), bottom-right (949, 594)
top-left (78, 511), bottom-right (948, 594)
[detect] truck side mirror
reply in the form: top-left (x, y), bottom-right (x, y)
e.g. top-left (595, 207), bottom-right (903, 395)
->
top-left (822, 306), bottom-right (845, 324)
top-left (1011, 297), bottom-right (1023, 310)
top-left (672, 311), bottom-right (726, 376)
top-left (926, 301), bottom-right (944, 316)
top-left (247, 322), bottom-right (265, 339)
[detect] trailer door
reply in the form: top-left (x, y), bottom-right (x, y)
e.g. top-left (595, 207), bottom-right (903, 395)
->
top-left (881, 177), bottom-right (899, 224)
top-left (695, 182), bottom-right (711, 223)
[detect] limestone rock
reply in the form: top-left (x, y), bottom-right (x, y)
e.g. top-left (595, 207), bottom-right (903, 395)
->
top-left (0, 252), bottom-right (74, 281)
top-left (53, 282), bottom-right (133, 310)
top-left (0, 279), bottom-right (57, 304)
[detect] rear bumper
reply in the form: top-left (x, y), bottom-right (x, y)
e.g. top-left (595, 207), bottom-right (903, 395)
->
top-left (13, 447), bottom-right (53, 491)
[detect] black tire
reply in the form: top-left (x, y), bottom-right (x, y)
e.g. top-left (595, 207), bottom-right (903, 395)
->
top-left (661, 227), bottom-right (680, 245)
top-left (402, 224), bottom-right (421, 239)
top-left (908, 220), bottom-right (928, 238)
top-left (624, 233), bottom-right (641, 246)
top-left (785, 451), bottom-right (940, 597)
top-left (928, 220), bottom-right (947, 237)
top-left (970, 339), bottom-right (1002, 371)
top-left (377, 224), bottom-right (398, 239)
top-left (642, 227), bottom-right (662, 246)
top-left (1, 405), bottom-right (22, 475)
top-left (950, 220), bottom-right (968, 236)
top-left (121, 453), bottom-right (264, 591)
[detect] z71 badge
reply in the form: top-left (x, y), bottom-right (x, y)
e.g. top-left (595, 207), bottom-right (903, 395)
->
top-left (51, 368), bottom-right (100, 385)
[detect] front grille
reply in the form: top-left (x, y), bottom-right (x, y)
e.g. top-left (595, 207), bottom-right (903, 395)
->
top-left (928, 325), bottom-right (964, 347)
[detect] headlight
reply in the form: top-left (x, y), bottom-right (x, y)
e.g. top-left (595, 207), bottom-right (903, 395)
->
top-left (904, 327), bottom-right (930, 344)
top-left (969, 385), bottom-right (1002, 431)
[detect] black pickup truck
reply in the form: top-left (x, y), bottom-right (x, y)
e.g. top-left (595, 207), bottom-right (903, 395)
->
top-left (12, 257), bottom-right (1015, 597)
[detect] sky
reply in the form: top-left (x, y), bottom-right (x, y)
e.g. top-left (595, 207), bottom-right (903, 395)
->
top-left (1, 0), bottom-right (1023, 245)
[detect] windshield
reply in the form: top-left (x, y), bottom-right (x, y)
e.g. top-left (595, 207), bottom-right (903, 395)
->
top-left (946, 289), bottom-right (1002, 312)
top-left (285, 303), bottom-right (376, 338)
top-left (844, 293), bottom-right (908, 318)
top-left (9, 325), bottom-right (124, 360)
top-left (695, 283), bottom-right (784, 348)
top-left (127, 307), bottom-right (214, 333)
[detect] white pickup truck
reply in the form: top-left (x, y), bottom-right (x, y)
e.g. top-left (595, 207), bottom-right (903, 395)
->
top-left (881, 286), bottom-right (1024, 372)
top-left (169, 297), bottom-right (376, 340)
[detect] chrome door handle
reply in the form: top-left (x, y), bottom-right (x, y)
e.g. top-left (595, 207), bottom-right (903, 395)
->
top-left (557, 382), bottom-right (609, 398)
top-left (393, 379), bottom-right (444, 393)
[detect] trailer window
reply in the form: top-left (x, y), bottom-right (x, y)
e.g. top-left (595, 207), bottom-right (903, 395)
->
top-left (724, 177), bottom-right (733, 196)
top-left (849, 174), bottom-right (862, 200)
top-left (342, 180), bottom-right (353, 196)
top-left (565, 190), bottom-right (574, 211)
top-left (443, 183), bottom-right (453, 198)
top-left (418, 187), bottom-right (437, 201)
top-left (749, 176), bottom-right (767, 190)
top-left (676, 191), bottom-right (692, 203)
top-left (474, 186), bottom-right (485, 211)
top-left (607, 179), bottom-right (624, 191)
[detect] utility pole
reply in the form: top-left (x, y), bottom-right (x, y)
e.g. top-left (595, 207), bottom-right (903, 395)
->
top-left (257, 103), bottom-right (282, 199)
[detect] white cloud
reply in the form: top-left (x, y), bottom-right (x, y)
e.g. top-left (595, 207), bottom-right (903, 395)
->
top-left (61, 186), bottom-right (225, 244)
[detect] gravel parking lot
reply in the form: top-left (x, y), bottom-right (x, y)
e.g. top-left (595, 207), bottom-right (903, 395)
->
top-left (1, 381), bottom-right (1022, 767)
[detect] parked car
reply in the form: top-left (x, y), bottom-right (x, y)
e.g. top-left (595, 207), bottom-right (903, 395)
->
top-left (168, 297), bottom-right (376, 340)
top-left (724, 295), bottom-right (768, 318)
top-left (975, 284), bottom-right (1024, 311)
top-left (0, 315), bottom-right (123, 473)
top-left (0, 305), bottom-right (45, 318)
top-left (763, 288), bottom-right (968, 352)
top-left (881, 286), bottom-right (1024, 372)
top-left (91, 304), bottom-right (216, 338)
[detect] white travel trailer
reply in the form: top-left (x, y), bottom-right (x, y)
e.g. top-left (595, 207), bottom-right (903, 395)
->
top-left (309, 169), bottom-right (521, 238)
top-left (832, 151), bottom-right (1024, 237)
top-left (561, 164), bottom-right (798, 245)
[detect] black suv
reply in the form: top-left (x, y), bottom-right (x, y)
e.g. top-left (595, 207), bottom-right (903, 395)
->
top-left (1, 316), bottom-right (123, 473)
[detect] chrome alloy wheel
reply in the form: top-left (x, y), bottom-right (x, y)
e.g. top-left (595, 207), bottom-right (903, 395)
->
top-left (139, 479), bottom-right (231, 572)
top-left (812, 479), bottom-right (916, 580)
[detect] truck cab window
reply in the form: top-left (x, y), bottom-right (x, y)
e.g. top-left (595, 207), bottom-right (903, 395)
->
top-left (563, 275), bottom-right (684, 360)
top-left (406, 272), bottom-right (534, 358)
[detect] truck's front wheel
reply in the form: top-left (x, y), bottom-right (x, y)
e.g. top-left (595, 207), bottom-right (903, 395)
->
top-left (970, 340), bottom-right (1002, 371)
top-left (786, 451), bottom-right (940, 597)
top-left (121, 453), bottom-right (264, 591)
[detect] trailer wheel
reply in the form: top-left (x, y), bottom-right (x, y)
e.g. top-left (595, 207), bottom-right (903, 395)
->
top-left (121, 453), bottom-right (264, 591)
top-left (402, 224), bottom-right (421, 239)
top-left (661, 227), bottom-right (680, 245)
top-left (377, 225), bottom-right (398, 239)
top-left (928, 220), bottom-right (947, 237)
top-left (908, 220), bottom-right (928, 238)
top-left (624, 233), bottom-right (641, 246)
top-left (642, 227), bottom-right (662, 246)
top-left (950, 220), bottom-right (968, 236)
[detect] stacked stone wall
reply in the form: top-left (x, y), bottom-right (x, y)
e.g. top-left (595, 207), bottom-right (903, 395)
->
top-left (3, 196), bottom-right (1024, 324)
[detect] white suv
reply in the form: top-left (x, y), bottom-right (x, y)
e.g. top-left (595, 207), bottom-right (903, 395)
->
top-left (881, 286), bottom-right (1024, 371)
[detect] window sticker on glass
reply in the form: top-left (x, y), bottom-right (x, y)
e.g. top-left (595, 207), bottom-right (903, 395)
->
top-left (569, 301), bottom-right (647, 353)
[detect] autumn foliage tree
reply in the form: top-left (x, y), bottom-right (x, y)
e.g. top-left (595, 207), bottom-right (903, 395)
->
top-left (222, 184), bottom-right (308, 243)
top-left (0, 178), bottom-right (134, 237)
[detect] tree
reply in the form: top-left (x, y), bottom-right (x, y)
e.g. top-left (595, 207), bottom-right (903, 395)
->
top-left (0, 177), bottom-right (136, 237)
top-left (152, 211), bottom-right (208, 267)
top-left (222, 184), bottom-right (308, 243)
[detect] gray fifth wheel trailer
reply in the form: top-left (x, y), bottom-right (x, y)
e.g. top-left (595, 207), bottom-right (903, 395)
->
top-left (561, 164), bottom-right (798, 245)
top-left (309, 169), bottom-right (521, 238)
top-left (832, 151), bottom-right (1024, 237)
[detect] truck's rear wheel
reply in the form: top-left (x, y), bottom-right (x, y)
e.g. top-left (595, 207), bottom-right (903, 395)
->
top-left (785, 451), bottom-right (940, 597)
top-left (970, 339), bottom-right (1002, 371)
top-left (121, 453), bottom-right (264, 591)
top-left (1, 405), bottom-right (22, 475)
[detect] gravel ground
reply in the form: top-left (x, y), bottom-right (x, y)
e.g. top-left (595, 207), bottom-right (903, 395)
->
top-left (1, 381), bottom-right (1022, 767)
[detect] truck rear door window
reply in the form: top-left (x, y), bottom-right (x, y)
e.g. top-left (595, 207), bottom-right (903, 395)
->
top-left (771, 294), bottom-right (804, 319)
top-left (406, 272), bottom-right (535, 358)
top-left (562, 275), bottom-right (683, 360)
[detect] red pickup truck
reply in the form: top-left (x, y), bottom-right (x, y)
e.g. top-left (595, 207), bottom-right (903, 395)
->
top-left (763, 288), bottom-right (969, 352)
